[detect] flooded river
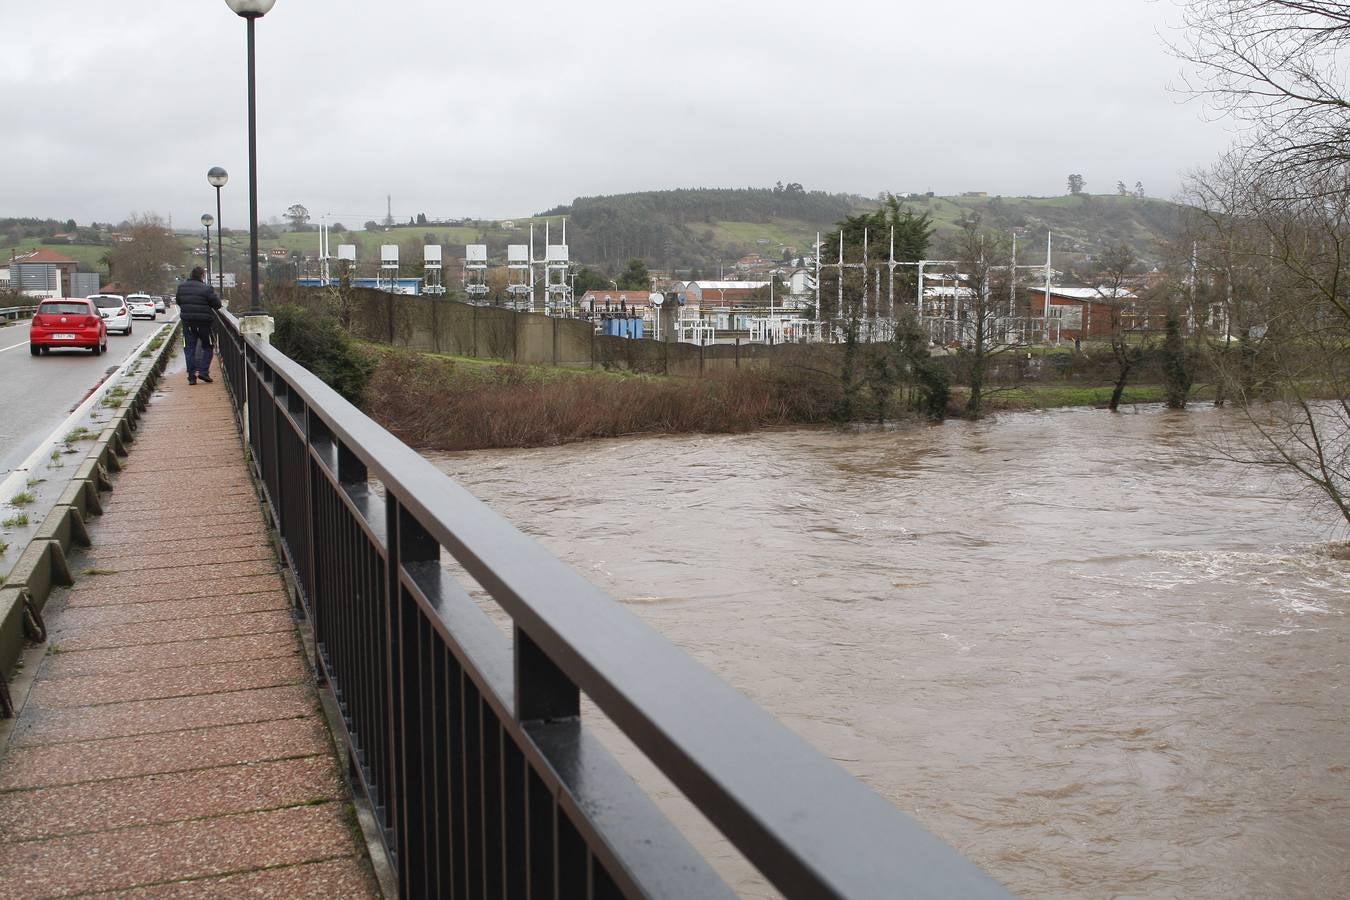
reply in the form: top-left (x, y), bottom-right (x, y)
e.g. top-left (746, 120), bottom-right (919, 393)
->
top-left (429, 406), bottom-right (1349, 898)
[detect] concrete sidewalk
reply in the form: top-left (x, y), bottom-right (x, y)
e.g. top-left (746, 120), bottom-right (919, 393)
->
top-left (0, 369), bottom-right (378, 897)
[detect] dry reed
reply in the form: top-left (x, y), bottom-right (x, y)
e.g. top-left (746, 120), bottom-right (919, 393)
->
top-left (367, 352), bottom-right (842, 451)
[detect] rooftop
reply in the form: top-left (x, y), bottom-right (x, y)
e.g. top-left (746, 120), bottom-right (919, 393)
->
top-left (8, 249), bottom-right (78, 266)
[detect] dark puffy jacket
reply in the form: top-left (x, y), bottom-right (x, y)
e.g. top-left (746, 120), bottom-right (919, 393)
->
top-left (175, 278), bottom-right (222, 325)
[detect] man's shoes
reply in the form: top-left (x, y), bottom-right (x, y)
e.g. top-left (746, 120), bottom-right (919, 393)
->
top-left (199, 374), bottom-right (214, 383)
top-left (187, 375), bottom-right (197, 385)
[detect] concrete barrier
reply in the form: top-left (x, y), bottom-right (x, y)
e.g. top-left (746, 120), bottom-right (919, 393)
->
top-left (0, 321), bottom-right (181, 715)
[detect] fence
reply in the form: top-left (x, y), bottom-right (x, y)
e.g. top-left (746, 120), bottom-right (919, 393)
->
top-left (0, 305), bottom-right (37, 321)
top-left (214, 308), bottom-right (1011, 899)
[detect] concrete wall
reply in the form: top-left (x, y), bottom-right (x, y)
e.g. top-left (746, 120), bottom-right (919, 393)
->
top-left (265, 285), bottom-right (810, 374)
top-left (263, 285), bottom-right (1183, 387)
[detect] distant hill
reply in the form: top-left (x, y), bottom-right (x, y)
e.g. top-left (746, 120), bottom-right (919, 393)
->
top-left (536, 189), bottom-right (1186, 277)
top-left (900, 193), bottom-right (1185, 273)
top-left (538, 188), bottom-right (867, 275)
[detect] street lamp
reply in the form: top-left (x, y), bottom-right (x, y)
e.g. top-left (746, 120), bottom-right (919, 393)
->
top-left (208, 166), bottom-right (228, 293)
top-left (201, 213), bottom-right (215, 283)
top-left (224, 0), bottom-right (277, 315)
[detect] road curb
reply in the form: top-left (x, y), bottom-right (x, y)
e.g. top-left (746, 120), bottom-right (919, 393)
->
top-left (0, 321), bottom-right (180, 715)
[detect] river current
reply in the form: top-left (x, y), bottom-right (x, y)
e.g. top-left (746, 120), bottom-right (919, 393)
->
top-left (429, 406), bottom-right (1349, 898)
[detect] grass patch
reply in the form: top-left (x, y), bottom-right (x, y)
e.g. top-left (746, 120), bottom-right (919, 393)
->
top-left (49, 449), bottom-right (63, 467)
top-left (26, 478), bottom-right (43, 488)
top-left (81, 567), bottom-right (118, 576)
top-left (9, 491), bottom-right (35, 506)
top-left (982, 380), bottom-right (1220, 411)
top-left (102, 385), bottom-right (129, 409)
top-left (2, 513), bottom-right (29, 528)
top-left (64, 426), bottom-right (97, 445)
top-left (0, 540), bottom-right (7, 555)
top-left (990, 385), bottom-right (1166, 409)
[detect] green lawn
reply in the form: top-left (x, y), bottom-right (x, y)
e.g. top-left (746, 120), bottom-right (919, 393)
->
top-left (986, 380), bottom-right (1217, 410)
top-left (709, 220), bottom-right (819, 254)
top-left (1, 243), bottom-right (112, 270)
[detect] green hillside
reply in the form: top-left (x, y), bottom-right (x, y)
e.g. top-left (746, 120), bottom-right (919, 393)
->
top-left (894, 193), bottom-right (1183, 270)
top-left (534, 189), bottom-right (1184, 276)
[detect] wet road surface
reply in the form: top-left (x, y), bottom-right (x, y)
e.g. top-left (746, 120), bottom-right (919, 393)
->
top-left (0, 315), bottom-right (163, 481)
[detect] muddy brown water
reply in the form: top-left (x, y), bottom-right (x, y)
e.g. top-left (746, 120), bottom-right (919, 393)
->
top-left (428, 406), bottom-right (1349, 898)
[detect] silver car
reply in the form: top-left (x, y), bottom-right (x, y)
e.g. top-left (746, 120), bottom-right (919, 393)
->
top-left (88, 294), bottom-right (132, 335)
top-left (126, 293), bottom-right (157, 319)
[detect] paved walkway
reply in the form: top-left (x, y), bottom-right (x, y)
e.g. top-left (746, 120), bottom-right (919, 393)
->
top-left (0, 367), bottom-right (378, 897)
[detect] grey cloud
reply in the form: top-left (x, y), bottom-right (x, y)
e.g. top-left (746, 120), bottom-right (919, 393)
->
top-left (0, 0), bottom-right (1234, 228)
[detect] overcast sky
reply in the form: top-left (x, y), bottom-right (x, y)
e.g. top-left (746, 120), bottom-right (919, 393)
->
top-left (2, 0), bottom-right (1235, 230)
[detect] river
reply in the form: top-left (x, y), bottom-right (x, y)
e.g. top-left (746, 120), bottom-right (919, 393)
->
top-left (428, 405), bottom-right (1349, 898)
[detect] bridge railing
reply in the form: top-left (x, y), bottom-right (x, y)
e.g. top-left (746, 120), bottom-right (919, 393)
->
top-left (0, 305), bottom-right (37, 321)
top-left (214, 308), bottom-right (1011, 899)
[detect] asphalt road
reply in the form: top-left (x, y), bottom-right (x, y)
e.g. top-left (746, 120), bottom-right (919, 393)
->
top-left (0, 313), bottom-right (173, 482)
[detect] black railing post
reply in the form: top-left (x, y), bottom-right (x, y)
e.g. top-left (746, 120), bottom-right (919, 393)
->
top-left (385, 500), bottom-right (440, 895)
top-left (514, 628), bottom-right (580, 724)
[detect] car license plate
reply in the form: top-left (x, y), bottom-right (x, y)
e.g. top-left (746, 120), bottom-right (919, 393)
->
top-left (53, 333), bottom-right (75, 340)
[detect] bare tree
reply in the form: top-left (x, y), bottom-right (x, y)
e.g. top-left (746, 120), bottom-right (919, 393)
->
top-left (105, 213), bottom-right (185, 292)
top-left (1178, 152), bottom-right (1276, 398)
top-left (949, 215), bottom-right (1015, 418)
top-left (1175, 1), bottom-right (1350, 190)
top-left (1181, 156), bottom-right (1350, 527)
top-left (1089, 244), bottom-right (1156, 411)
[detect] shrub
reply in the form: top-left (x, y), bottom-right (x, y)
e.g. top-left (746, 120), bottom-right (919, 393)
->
top-left (366, 351), bottom-right (843, 451)
top-left (271, 305), bottom-right (377, 407)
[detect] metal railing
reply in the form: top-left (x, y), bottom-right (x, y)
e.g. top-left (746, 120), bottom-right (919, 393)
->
top-left (214, 309), bottom-right (1011, 899)
top-left (0, 305), bottom-right (37, 321)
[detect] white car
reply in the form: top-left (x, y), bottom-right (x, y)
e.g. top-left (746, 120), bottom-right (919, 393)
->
top-left (126, 293), bottom-right (157, 319)
top-left (154, 296), bottom-right (167, 313)
top-left (88, 294), bottom-right (132, 335)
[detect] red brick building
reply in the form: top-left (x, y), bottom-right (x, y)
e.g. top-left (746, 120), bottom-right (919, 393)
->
top-left (677, 280), bottom-right (769, 309)
top-left (1028, 286), bottom-right (1159, 340)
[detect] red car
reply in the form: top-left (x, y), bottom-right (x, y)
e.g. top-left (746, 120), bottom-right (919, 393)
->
top-left (29, 298), bottom-right (108, 356)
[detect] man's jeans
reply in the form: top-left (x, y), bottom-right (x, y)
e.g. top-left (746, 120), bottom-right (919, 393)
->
top-left (184, 322), bottom-right (214, 377)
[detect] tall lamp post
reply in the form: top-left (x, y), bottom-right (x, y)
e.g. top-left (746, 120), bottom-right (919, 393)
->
top-left (207, 167), bottom-right (228, 293)
top-left (201, 214), bottom-right (215, 282)
top-left (224, 0), bottom-right (276, 315)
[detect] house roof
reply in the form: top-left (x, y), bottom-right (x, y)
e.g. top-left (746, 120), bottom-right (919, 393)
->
top-left (9, 249), bottom-right (78, 265)
top-left (1035, 286), bottom-right (1138, 301)
top-left (687, 281), bottom-right (768, 290)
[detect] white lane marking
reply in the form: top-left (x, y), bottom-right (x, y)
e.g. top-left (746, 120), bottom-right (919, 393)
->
top-left (0, 340), bottom-right (31, 353)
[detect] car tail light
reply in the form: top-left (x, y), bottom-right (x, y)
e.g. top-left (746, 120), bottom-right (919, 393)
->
top-left (86, 315), bottom-right (100, 327)
top-left (120, 308), bottom-right (127, 316)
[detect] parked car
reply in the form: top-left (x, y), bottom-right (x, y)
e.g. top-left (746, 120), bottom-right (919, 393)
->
top-left (88, 294), bottom-right (132, 335)
top-left (29, 298), bottom-right (108, 355)
top-left (126, 293), bottom-right (157, 319)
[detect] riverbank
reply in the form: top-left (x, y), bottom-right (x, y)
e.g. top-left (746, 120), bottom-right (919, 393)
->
top-left (362, 345), bottom-right (1203, 452)
top-left (981, 382), bottom-right (1218, 411)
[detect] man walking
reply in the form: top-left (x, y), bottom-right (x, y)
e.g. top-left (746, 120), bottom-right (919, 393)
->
top-left (175, 266), bottom-right (222, 385)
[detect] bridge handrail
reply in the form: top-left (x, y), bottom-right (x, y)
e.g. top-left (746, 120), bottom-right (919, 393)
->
top-left (0, 305), bottom-right (37, 319)
top-left (214, 308), bottom-right (1011, 899)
